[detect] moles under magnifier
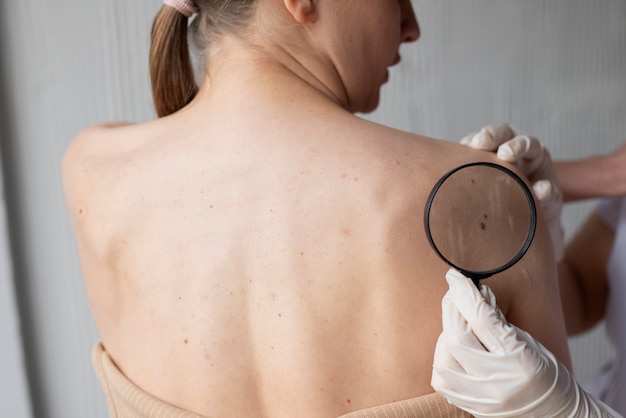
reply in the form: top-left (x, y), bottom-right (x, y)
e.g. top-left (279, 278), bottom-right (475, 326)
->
top-left (424, 162), bottom-right (537, 288)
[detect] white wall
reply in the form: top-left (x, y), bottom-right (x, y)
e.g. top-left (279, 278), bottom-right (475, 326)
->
top-left (0, 1), bottom-right (157, 416)
top-left (0, 152), bottom-right (32, 418)
top-left (0, 1), bottom-right (623, 416)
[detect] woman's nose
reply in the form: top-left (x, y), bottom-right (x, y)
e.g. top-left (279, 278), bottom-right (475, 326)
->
top-left (401, 1), bottom-right (420, 43)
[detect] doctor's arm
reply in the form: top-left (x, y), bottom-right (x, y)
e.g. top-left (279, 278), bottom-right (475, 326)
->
top-left (555, 141), bottom-right (626, 202)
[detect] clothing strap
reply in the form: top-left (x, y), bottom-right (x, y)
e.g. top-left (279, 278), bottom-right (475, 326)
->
top-left (93, 341), bottom-right (469, 418)
top-left (338, 392), bottom-right (471, 418)
top-left (92, 342), bottom-right (206, 417)
top-left (163, 0), bottom-right (199, 18)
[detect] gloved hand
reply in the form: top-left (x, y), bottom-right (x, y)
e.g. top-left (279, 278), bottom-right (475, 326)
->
top-left (431, 269), bottom-right (621, 417)
top-left (461, 124), bottom-right (564, 261)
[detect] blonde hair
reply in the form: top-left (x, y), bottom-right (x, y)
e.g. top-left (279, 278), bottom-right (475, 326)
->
top-left (149, 1), bottom-right (256, 117)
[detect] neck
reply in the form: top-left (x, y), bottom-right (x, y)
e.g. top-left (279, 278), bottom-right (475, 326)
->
top-left (194, 32), bottom-right (348, 111)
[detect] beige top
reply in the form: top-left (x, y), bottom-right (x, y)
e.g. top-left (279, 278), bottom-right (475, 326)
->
top-left (93, 343), bottom-right (470, 418)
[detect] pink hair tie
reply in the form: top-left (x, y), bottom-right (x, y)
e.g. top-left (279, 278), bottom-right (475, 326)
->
top-left (163, 0), bottom-right (199, 17)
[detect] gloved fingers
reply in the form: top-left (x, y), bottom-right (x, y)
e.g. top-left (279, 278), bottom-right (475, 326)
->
top-left (436, 329), bottom-right (555, 407)
top-left (441, 307), bottom-right (529, 379)
top-left (460, 130), bottom-right (479, 146)
top-left (431, 367), bottom-right (481, 410)
top-left (497, 135), bottom-right (554, 180)
top-left (480, 284), bottom-right (507, 323)
top-left (532, 179), bottom-right (553, 202)
top-left (433, 333), bottom-right (467, 376)
top-left (532, 180), bottom-right (562, 218)
top-left (532, 179), bottom-right (565, 261)
top-left (435, 268), bottom-right (567, 416)
top-left (431, 334), bottom-right (492, 404)
top-left (495, 134), bottom-right (542, 161)
top-left (432, 363), bottom-right (505, 413)
top-left (479, 283), bottom-right (497, 306)
top-left (432, 339), bottom-right (493, 397)
top-left (445, 270), bottom-right (508, 353)
top-left (460, 124), bottom-right (516, 151)
top-left (442, 291), bottom-right (488, 352)
top-left (434, 272), bottom-right (595, 417)
top-left (512, 326), bottom-right (559, 366)
top-left (441, 339), bottom-right (558, 412)
top-left (440, 282), bottom-right (515, 378)
top-left (431, 369), bottom-right (488, 405)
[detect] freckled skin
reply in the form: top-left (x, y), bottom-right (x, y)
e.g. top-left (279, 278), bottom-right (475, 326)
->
top-left (63, 118), bottom-right (570, 417)
top-left (61, 1), bottom-right (571, 417)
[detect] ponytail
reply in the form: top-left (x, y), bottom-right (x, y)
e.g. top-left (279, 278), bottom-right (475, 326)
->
top-left (149, 6), bottom-right (198, 118)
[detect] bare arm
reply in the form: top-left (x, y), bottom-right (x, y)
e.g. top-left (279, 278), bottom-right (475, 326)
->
top-left (553, 143), bottom-right (625, 334)
top-left (555, 141), bottom-right (626, 202)
top-left (558, 211), bottom-right (614, 335)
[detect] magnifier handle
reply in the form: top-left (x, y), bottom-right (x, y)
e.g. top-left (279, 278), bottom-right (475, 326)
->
top-left (458, 269), bottom-right (491, 290)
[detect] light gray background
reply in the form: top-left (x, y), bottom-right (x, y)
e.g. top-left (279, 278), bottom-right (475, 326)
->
top-left (1, 1), bottom-right (624, 416)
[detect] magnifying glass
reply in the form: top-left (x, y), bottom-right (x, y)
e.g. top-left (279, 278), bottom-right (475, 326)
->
top-left (424, 162), bottom-right (537, 288)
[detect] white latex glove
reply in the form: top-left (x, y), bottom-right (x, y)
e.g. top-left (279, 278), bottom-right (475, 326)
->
top-left (461, 124), bottom-right (564, 261)
top-left (431, 269), bottom-right (622, 417)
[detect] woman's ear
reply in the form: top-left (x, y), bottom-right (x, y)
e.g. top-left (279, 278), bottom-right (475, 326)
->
top-left (283, 0), bottom-right (318, 24)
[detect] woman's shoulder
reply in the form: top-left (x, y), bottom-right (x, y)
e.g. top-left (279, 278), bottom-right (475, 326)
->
top-left (61, 121), bottom-right (138, 208)
top-left (346, 119), bottom-right (512, 187)
top-left (63, 121), bottom-right (133, 166)
top-left (65, 120), bottom-right (135, 154)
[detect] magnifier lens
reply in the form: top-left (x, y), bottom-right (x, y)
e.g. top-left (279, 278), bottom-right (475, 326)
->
top-left (425, 163), bottom-right (536, 283)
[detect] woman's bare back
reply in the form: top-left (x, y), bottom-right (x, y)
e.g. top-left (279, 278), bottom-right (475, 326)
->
top-left (63, 69), bottom-right (570, 417)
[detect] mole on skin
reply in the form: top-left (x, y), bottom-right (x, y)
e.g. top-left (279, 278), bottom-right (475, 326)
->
top-left (480, 213), bottom-right (488, 230)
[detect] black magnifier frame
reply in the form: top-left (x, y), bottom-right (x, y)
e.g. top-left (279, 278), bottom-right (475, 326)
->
top-left (424, 162), bottom-right (538, 287)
